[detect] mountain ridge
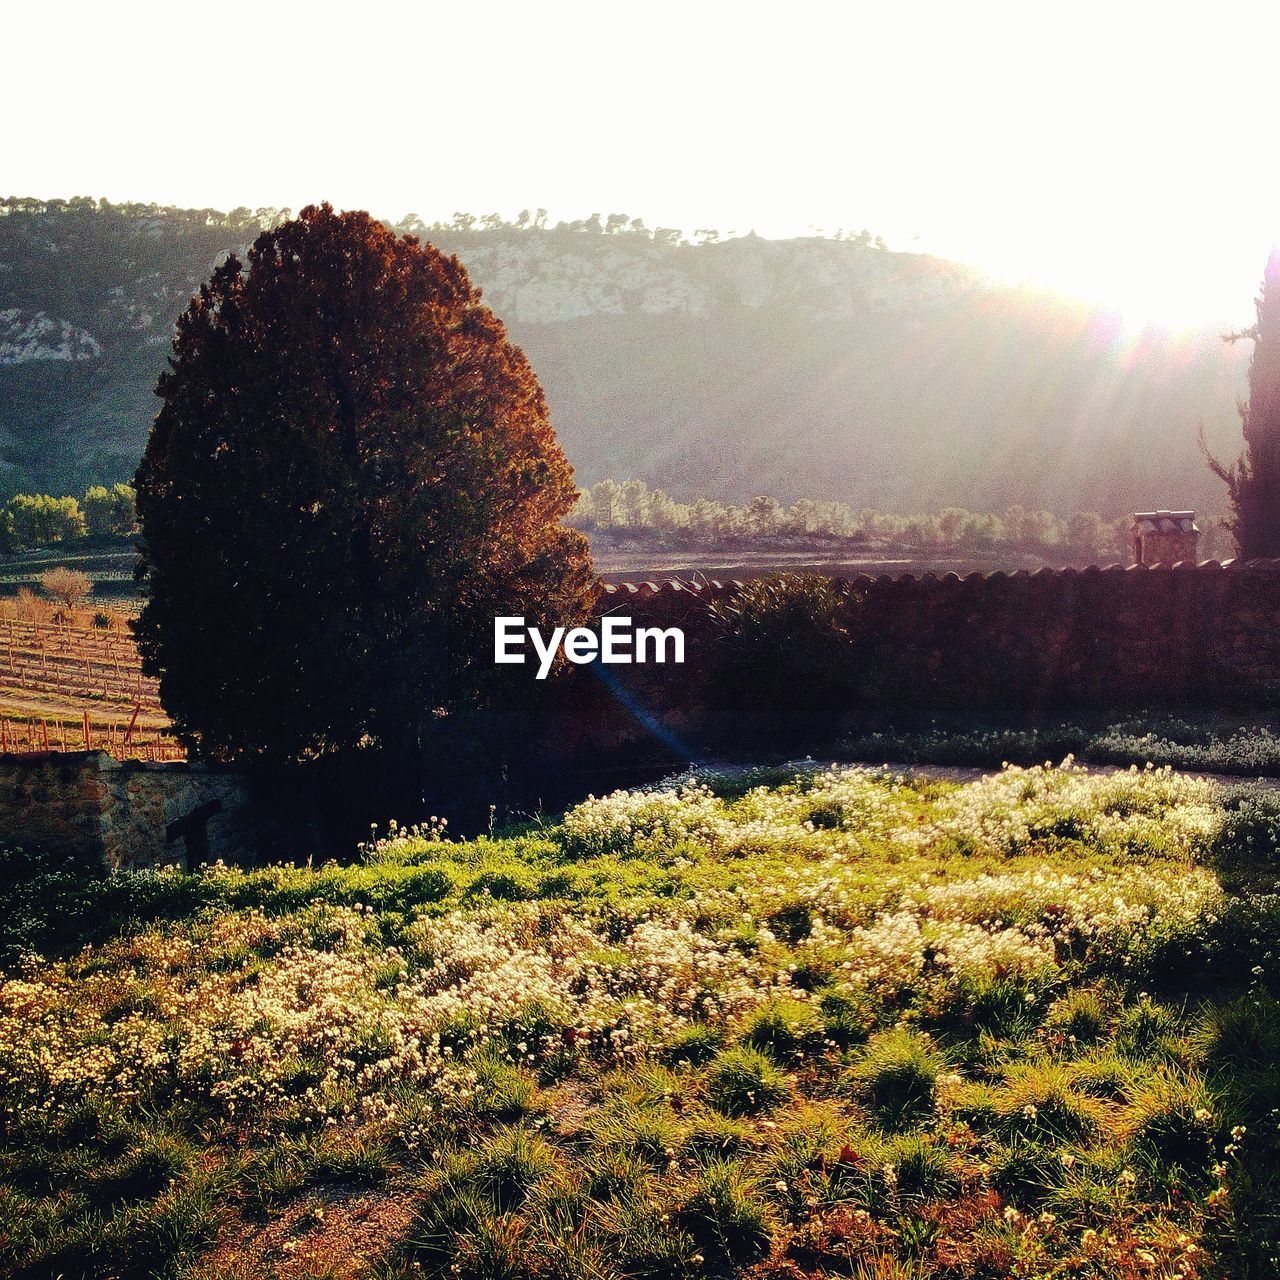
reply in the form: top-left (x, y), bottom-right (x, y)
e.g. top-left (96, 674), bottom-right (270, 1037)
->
top-left (0, 197), bottom-right (1248, 515)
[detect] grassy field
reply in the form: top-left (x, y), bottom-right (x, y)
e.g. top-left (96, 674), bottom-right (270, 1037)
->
top-left (1, 762), bottom-right (1278, 1279)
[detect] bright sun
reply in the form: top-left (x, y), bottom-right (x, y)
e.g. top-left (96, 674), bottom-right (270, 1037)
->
top-left (2, 0), bottom-right (1279, 331)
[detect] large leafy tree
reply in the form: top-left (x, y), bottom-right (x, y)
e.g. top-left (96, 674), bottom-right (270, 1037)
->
top-left (1206, 249), bottom-right (1280, 558)
top-left (134, 203), bottom-right (594, 774)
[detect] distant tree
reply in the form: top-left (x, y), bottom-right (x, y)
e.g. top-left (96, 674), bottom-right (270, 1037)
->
top-left (937, 507), bottom-right (969, 544)
top-left (1002, 504), bottom-right (1030, 544)
top-left (134, 204), bottom-right (594, 778)
top-left (966, 512), bottom-right (1004, 547)
top-left (83, 483), bottom-right (137, 538)
top-left (903, 514), bottom-right (941, 545)
top-left (647, 488), bottom-right (680, 530)
top-left (619, 479), bottom-right (650, 527)
top-left (688, 498), bottom-right (725, 537)
top-left (746, 495), bottom-right (782, 537)
top-left (1020, 509), bottom-right (1062, 546)
top-left (253, 207), bottom-right (291, 230)
top-left (8, 495), bottom-right (85, 547)
top-left (1204, 249), bottom-right (1280, 558)
top-left (1065, 511), bottom-right (1105, 558)
top-left (39, 566), bottom-right (92, 613)
top-left (590, 479), bottom-right (621, 527)
top-left (786, 498), bottom-right (818, 533)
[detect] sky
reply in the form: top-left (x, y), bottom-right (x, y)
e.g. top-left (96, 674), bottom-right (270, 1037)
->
top-left (4, 0), bottom-right (1280, 327)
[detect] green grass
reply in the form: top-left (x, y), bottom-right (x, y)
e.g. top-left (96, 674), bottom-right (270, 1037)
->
top-left (0, 760), bottom-right (1277, 1277)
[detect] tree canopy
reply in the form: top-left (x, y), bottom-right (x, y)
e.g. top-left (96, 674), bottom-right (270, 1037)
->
top-left (82, 484), bottom-right (138, 539)
top-left (134, 203), bottom-right (594, 768)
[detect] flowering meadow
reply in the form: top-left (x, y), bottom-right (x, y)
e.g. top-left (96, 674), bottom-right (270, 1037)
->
top-left (0, 762), bottom-right (1278, 1279)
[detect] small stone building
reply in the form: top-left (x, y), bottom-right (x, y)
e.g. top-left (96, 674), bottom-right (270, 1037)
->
top-left (1131, 511), bottom-right (1199, 566)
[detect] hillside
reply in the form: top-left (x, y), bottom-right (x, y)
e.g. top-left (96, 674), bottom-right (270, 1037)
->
top-left (0, 198), bottom-right (1250, 514)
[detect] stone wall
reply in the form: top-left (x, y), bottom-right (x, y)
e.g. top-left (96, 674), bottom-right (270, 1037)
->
top-left (525, 559), bottom-right (1280, 774)
top-left (10, 558), bottom-right (1280, 864)
top-left (0, 752), bottom-right (256, 869)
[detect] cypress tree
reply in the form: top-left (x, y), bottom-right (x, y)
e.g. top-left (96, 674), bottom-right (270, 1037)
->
top-left (1206, 249), bottom-right (1280, 558)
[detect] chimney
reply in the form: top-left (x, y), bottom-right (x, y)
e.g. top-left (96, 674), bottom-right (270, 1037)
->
top-left (1131, 511), bottom-right (1199, 565)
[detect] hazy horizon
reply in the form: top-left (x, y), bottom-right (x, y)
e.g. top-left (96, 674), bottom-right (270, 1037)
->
top-left (7, 0), bottom-right (1280, 328)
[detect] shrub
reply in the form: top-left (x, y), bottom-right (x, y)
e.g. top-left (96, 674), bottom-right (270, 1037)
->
top-left (1044, 1162), bottom-right (1127, 1221)
top-left (1128, 1071), bottom-right (1216, 1176)
top-left (1045, 987), bottom-right (1109, 1044)
top-left (308, 1129), bottom-right (391, 1185)
top-left (849, 1028), bottom-right (944, 1128)
top-left (90, 1134), bottom-right (194, 1206)
top-left (1069, 1053), bottom-right (1137, 1102)
top-left (948, 973), bottom-right (1040, 1039)
top-left (989, 1137), bottom-right (1062, 1207)
top-left (705, 1046), bottom-right (791, 1117)
top-left (582, 1149), bottom-right (651, 1201)
top-left (766, 898), bottom-right (814, 943)
top-left (466, 866), bottom-right (537, 901)
top-left (818, 988), bottom-right (877, 1047)
top-left (1202, 994), bottom-right (1280, 1077)
top-left (995, 1063), bottom-right (1103, 1143)
top-left (469, 1054), bottom-right (543, 1122)
top-left (14, 586), bottom-right (50, 623)
top-left (471, 1127), bottom-right (562, 1211)
top-left (588, 1102), bottom-right (683, 1168)
top-left (678, 1159), bottom-right (774, 1272)
top-left (450, 1210), bottom-right (532, 1280)
top-left (406, 1184), bottom-right (490, 1267)
top-left (600, 1193), bottom-right (700, 1279)
top-left (686, 1111), bottom-right (753, 1160)
top-left (708, 574), bottom-right (863, 736)
top-left (1117, 995), bottom-right (1183, 1055)
top-left (888, 1133), bottom-right (956, 1201)
top-left (762, 1102), bottom-right (852, 1205)
top-left (661, 1023), bottom-right (724, 1067)
top-left (743, 996), bottom-right (826, 1062)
